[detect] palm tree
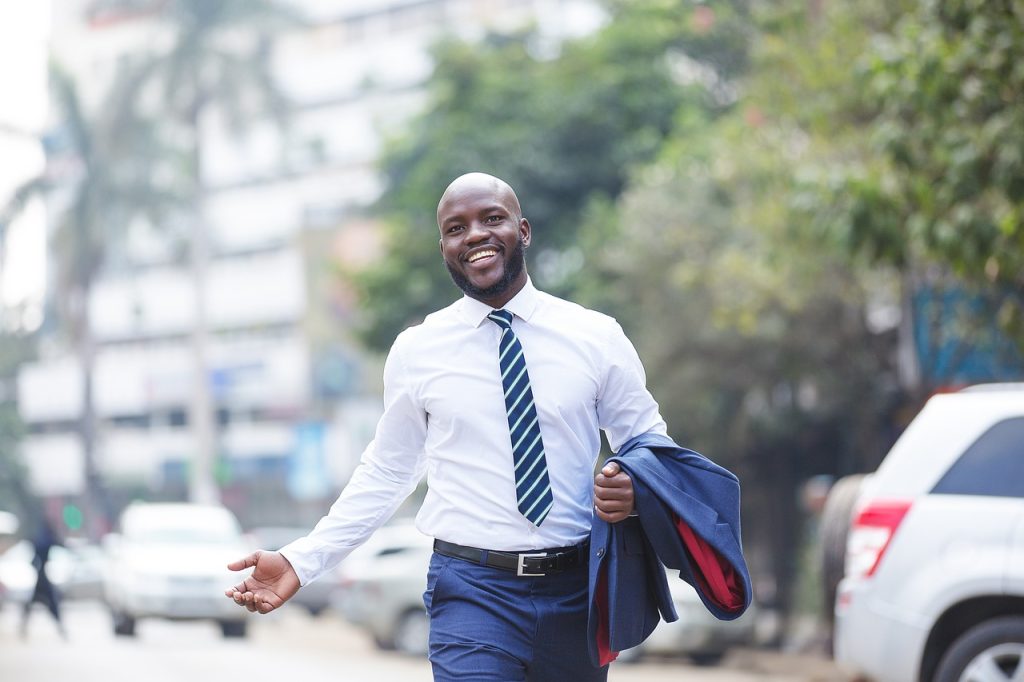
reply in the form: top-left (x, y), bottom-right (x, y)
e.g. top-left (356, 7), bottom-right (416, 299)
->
top-left (0, 63), bottom-right (174, 539)
top-left (125, 0), bottom-right (298, 504)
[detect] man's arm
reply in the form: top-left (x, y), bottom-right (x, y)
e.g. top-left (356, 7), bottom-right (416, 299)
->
top-left (225, 333), bottom-right (429, 612)
top-left (593, 320), bottom-right (668, 522)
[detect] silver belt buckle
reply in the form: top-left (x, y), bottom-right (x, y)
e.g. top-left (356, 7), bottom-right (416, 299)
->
top-left (516, 552), bottom-right (547, 576)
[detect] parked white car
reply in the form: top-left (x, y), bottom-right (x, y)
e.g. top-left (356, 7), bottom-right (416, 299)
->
top-left (103, 502), bottom-right (253, 638)
top-left (618, 567), bottom-right (758, 665)
top-left (834, 384), bottom-right (1024, 682)
top-left (331, 522), bottom-right (434, 654)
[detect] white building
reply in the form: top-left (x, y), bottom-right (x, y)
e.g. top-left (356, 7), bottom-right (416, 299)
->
top-left (0, 4), bottom-right (50, 333)
top-left (16, 0), bottom-right (603, 522)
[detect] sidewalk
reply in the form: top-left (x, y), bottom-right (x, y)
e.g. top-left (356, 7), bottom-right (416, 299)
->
top-left (725, 648), bottom-right (853, 682)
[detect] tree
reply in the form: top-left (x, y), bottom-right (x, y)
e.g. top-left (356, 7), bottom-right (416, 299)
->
top-left (569, 0), bottom-right (917, 628)
top-left (0, 332), bottom-right (34, 520)
top-left (0, 65), bottom-right (173, 538)
top-left (799, 0), bottom-right (1024, 381)
top-left (355, 0), bottom-right (754, 350)
top-left (125, 0), bottom-right (298, 504)
top-left (851, 0), bottom-right (1024, 288)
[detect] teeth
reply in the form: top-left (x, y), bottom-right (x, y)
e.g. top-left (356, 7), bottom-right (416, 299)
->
top-left (468, 249), bottom-right (497, 263)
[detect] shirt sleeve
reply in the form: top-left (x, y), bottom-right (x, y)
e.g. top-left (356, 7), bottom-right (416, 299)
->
top-left (596, 320), bottom-right (667, 452)
top-left (280, 333), bottom-right (429, 585)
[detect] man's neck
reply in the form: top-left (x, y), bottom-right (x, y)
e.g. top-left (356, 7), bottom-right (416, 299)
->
top-left (471, 273), bottom-right (528, 310)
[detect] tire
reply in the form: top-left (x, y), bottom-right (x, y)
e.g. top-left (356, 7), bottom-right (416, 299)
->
top-left (819, 474), bottom-right (865, 645)
top-left (373, 632), bottom-right (397, 650)
top-left (933, 616), bottom-right (1024, 682)
top-left (689, 651), bottom-right (726, 667)
top-left (393, 609), bottom-right (430, 656)
top-left (112, 611), bottom-right (136, 637)
top-left (220, 620), bottom-right (248, 638)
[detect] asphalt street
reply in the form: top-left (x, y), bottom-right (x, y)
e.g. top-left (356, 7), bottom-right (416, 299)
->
top-left (0, 601), bottom-right (849, 682)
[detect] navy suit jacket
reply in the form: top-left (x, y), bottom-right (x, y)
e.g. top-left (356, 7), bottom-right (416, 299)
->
top-left (587, 432), bottom-right (752, 666)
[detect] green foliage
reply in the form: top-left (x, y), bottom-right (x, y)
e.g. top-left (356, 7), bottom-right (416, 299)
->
top-left (814, 0), bottom-right (1024, 339)
top-left (355, 1), bottom-right (752, 350)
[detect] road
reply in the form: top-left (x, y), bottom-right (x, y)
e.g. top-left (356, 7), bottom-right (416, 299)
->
top-left (1, 601), bottom-right (848, 682)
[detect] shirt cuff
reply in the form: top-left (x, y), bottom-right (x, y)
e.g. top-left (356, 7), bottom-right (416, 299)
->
top-left (278, 537), bottom-right (327, 586)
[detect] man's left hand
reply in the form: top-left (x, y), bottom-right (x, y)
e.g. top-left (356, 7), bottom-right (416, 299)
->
top-left (594, 461), bottom-right (634, 523)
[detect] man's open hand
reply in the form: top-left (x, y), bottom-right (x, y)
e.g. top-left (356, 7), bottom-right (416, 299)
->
top-left (594, 461), bottom-right (635, 523)
top-left (224, 550), bottom-right (301, 614)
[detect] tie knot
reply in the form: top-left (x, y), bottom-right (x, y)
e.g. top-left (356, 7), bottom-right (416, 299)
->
top-left (487, 309), bottom-right (514, 330)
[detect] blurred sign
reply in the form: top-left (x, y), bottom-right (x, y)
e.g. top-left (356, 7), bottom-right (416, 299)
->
top-left (288, 422), bottom-right (329, 500)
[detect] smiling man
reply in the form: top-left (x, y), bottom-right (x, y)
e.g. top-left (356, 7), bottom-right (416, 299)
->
top-left (226, 173), bottom-right (668, 681)
top-left (437, 173), bottom-right (529, 305)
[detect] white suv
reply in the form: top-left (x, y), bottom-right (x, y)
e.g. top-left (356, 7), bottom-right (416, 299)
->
top-left (834, 384), bottom-right (1024, 682)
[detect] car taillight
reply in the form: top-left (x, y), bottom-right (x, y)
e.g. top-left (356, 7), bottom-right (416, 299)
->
top-left (845, 499), bottom-right (912, 579)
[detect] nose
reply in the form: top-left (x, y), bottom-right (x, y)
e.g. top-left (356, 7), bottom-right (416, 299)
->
top-left (464, 218), bottom-right (490, 243)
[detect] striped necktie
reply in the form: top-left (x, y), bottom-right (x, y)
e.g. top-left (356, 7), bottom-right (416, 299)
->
top-left (487, 309), bottom-right (554, 526)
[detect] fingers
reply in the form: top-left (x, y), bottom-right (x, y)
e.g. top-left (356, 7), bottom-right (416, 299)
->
top-left (594, 464), bottom-right (629, 490)
top-left (227, 551), bottom-right (261, 572)
top-left (595, 461), bottom-right (633, 522)
top-left (594, 507), bottom-right (630, 524)
top-left (224, 582), bottom-right (282, 615)
top-left (226, 588), bottom-right (264, 613)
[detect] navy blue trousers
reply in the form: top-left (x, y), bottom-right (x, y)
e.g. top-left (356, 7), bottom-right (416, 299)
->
top-left (423, 552), bottom-right (609, 682)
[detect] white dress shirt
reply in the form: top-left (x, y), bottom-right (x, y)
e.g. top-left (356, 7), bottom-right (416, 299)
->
top-left (281, 278), bottom-right (666, 585)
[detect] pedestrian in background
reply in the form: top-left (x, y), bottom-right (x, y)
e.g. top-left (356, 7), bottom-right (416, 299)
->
top-left (225, 173), bottom-right (679, 680)
top-left (21, 516), bottom-right (67, 640)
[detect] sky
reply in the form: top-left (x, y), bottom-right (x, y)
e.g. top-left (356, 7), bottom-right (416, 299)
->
top-left (0, 3), bottom-right (51, 331)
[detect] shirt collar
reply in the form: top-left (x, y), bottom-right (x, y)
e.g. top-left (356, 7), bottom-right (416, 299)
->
top-left (459, 277), bottom-right (540, 328)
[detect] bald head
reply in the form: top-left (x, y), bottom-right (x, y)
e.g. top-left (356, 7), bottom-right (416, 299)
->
top-left (436, 173), bottom-right (522, 228)
top-left (435, 172), bottom-right (532, 307)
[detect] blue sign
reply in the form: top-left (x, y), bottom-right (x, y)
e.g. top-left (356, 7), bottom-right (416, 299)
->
top-left (287, 422), bottom-right (330, 500)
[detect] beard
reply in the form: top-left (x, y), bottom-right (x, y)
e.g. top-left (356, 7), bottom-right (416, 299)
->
top-left (445, 237), bottom-right (526, 302)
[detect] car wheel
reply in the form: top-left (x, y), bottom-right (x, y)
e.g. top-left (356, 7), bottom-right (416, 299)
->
top-left (934, 616), bottom-right (1024, 682)
top-left (220, 620), bottom-right (248, 638)
top-left (372, 632), bottom-right (397, 650)
top-left (112, 611), bottom-right (136, 637)
top-left (819, 474), bottom-right (865, 648)
top-left (689, 651), bottom-right (726, 666)
top-left (393, 609), bottom-right (429, 656)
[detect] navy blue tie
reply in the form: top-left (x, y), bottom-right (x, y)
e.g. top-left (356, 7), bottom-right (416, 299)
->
top-left (487, 309), bottom-right (553, 526)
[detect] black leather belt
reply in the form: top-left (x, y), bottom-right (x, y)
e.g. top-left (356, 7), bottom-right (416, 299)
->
top-left (433, 539), bottom-right (587, 576)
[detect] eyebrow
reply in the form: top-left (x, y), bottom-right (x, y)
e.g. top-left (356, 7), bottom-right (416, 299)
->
top-left (440, 204), bottom-right (510, 225)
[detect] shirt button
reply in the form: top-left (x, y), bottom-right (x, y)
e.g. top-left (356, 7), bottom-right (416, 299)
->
top-left (596, 548), bottom-right (605, 558)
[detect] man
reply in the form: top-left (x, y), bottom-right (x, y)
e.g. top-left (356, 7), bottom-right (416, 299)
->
top-left (21, 517), bottom-right (67, 640)
top-left (226, 172), bottom-right (667, 680)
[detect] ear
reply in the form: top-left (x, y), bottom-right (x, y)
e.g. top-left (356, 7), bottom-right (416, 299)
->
top-left (438, 237), bottom-right (443, 255)
top-left (520, 218), bottom-right (532, 248)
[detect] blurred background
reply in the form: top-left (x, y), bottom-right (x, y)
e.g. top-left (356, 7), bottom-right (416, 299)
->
top-left (0, 0), bottom-right (1022, 679)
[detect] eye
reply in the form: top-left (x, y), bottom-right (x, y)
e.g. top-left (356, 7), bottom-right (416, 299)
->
top-left (485, 215), bottom-right (503, 224)
top-left (447, 224), bottom-right (465, 234)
